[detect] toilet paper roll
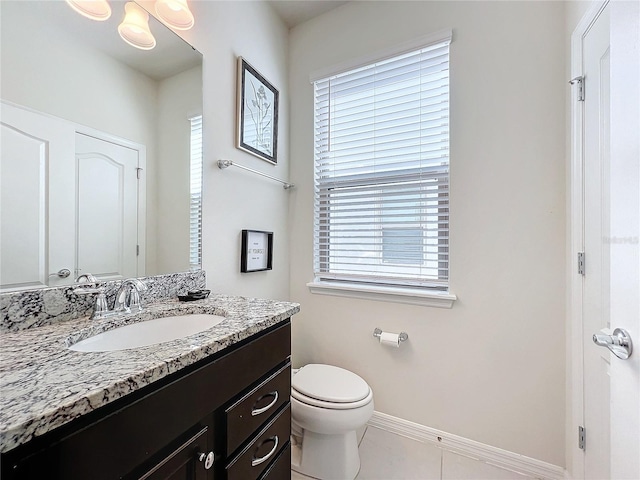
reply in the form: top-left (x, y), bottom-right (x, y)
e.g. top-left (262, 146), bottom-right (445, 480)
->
top-left (379, 332), bottom-right (400, 348)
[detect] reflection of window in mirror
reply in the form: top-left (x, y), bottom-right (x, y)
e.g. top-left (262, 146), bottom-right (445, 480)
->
top-left (189, 115), bottom-right (203, 271)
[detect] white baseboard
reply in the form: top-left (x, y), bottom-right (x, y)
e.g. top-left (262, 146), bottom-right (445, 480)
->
top-left (368, 411), bottom-right (565, 480)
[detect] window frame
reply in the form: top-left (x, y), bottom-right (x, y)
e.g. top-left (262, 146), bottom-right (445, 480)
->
top-left (309, 31), bottom-right (456, 307)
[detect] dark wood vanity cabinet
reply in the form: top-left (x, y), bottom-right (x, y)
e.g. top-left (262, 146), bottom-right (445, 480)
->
top-left (1, 321), bottom-right (292, 480)
top-left (133, 425), bottom-right (211, 480)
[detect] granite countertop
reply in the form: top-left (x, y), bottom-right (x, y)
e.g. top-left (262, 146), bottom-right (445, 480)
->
top-left (0, 294), bottom-right (299, 454)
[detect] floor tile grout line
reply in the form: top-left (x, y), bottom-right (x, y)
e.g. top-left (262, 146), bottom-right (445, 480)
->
top-left (293, 425), bottom-right (536, 480)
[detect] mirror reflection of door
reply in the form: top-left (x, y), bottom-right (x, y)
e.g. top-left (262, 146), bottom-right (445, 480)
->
top-left (0, 102), bottom-right (145, 291)
top-left (1, 103), bottom-right (75, 290)
top-left (75, 133), bottom-right (142, 282)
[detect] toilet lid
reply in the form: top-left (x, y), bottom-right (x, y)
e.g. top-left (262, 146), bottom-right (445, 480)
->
top-left (291, 364), bottom-right (370, 403)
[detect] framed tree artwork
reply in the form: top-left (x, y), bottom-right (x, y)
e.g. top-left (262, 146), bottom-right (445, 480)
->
top-left (237, 57), bottom-right (279, 164)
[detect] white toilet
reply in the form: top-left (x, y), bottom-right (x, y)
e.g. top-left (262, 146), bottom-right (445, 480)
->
top-left (290, 364), bottom-right (374, 480)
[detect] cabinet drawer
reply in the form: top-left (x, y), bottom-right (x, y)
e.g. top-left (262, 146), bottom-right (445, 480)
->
top-left (225, 405), bottom-right (290, 480)
top-left (226, 363), bottom-right (290, 455)
top-left (258, 444), bottom-right (291, 480)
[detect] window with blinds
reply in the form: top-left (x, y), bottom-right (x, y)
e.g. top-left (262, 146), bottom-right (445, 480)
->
top-left (189, 115), bottom-right (203, 271)
top-left (313, 37), bottom-right (450, 290)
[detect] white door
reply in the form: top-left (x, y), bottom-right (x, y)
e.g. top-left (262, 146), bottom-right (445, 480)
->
top-left (608, 1), bottom-right (639, 478)
top-left (581, 2), bottom-right (640, 479)
top-left (0, 102), bottom-right (76, 289)
top-left (582, 4), bottom-right (611, 478)
top-left (75, 133), bottom-right (140, 282)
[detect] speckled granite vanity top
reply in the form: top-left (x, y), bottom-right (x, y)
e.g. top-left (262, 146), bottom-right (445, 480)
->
top-left (0, 295), bottom-right (299, 453)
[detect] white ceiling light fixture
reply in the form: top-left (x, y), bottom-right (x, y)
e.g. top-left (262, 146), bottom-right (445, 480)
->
top-left (65, 0), bottom-right (112, 21)
top-left (155, 0), bottom-right (194, 31)
top-left (118, 2), bottom-right (156, 50)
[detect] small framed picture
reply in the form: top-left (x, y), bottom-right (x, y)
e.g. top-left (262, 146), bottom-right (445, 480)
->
top-left (241, 230), bottom-right (273, 273)
top-left (237, 57), bottom-right (279, 164)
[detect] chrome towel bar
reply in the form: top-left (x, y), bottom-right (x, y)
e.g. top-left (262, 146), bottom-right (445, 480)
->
top-left (217, 159), bottom-right (294, 190)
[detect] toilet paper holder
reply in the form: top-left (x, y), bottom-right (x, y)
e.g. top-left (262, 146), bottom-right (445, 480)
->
top-left (373, 328), bottom-right (408, 343)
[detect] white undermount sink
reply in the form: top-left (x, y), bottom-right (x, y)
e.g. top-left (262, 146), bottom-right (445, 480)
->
top-left (69, 314), bottom-right (226, 352)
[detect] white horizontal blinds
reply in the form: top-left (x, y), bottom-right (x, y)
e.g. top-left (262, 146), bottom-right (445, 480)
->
top-left (189, 115), bottom-right (203, 271)
top-left (313, 39), bottom-right (450, 288)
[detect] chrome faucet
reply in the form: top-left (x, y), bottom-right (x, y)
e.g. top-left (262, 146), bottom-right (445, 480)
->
top-left (114, 278), bottom-right (147, 314)
top-left (73, 275), bottom-right (147, 320)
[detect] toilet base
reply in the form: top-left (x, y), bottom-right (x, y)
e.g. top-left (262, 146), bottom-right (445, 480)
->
top-left (291, 429), bottom-right (361, 480)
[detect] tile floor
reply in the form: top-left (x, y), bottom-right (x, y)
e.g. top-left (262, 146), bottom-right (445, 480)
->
top-left (291, 426), bottom-right (538, 480)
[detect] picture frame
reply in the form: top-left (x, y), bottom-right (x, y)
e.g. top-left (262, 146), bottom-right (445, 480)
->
top-left (241, 229), bottom-right (273, 273)
top-left (237, 57), bottom-right (279, 164)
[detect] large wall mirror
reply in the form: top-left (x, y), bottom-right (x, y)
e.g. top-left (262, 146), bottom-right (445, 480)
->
top-left (0, 1), bottom-right (203, 291)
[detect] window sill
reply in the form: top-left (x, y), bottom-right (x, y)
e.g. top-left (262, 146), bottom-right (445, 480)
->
top-left (306, 280), bottom-right (457, 308)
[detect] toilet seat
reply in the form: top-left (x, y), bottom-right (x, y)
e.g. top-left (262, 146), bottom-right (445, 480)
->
top-left (292, 364), bottom-right (373, 410)
top-left (292, 387), bottom-right (373, 409)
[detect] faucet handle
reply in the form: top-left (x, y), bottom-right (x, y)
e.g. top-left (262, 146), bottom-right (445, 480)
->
top-left (128, 288), bottom-right (143, 313)
top-left (127, 278), bottom-right (146, 313)
top-left (72, 286), bottom-right (109, 320)
top-left (93, 292), bottom-right (109, 318)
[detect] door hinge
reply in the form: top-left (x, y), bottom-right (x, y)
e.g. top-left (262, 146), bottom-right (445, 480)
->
top-left (136, 244), bottom-right (140, 256)
top-left (136, 167), bottom-right (143, 179)
top-left (569, 76), bottom-right (585, 101)
top-left (578, 252), bottom-right (585, 275)
top-left (578, 426), bottom-right (586, 450)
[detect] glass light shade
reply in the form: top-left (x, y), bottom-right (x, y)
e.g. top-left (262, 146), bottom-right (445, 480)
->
top-left (155, 0), bottom-right (194, 31)
top-left (65, 0), bottom-right (112, 21)
top-left (118, 2), bottom-right (156, 51)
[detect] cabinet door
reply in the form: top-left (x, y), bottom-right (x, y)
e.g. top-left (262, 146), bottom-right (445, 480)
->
top-left (136, 426), bottom-right (212, 480)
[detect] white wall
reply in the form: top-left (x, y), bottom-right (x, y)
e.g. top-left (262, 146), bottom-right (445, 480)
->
top-left (156, 65), bottom-right (203, 274)
top-left (173, 2), bottom-right (290, 300)
top-left (289, 1), bottom-right (566, 466)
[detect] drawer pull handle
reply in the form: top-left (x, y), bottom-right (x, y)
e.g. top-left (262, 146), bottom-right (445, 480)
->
top-left (251, 435), bottom-right (279, 467)
top-left (251, 391), bottom-right (279, 416)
